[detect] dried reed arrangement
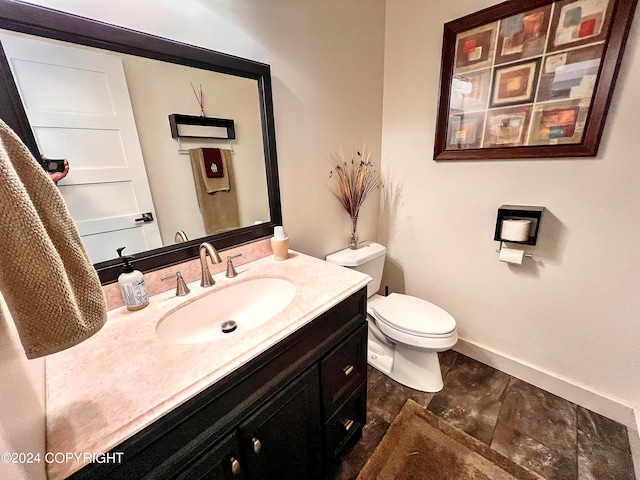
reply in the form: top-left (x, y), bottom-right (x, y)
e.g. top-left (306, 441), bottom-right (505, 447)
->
top-left (190, 82), bottom-right (206, 117)
top-left (329, 146), bottom-right (381, 248)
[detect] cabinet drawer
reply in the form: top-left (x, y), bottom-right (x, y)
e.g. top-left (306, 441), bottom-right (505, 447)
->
top-left (324, 384), bottom-right (366, 461)
top-left (320, 323), bottom-right (367, 416)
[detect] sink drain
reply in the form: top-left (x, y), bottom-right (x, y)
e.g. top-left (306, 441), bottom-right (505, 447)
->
top-left (221, 320), bottom-right (237, 333)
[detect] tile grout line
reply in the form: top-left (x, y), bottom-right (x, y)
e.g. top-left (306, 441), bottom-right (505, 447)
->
top-left (487, 374), bottom-right (513, 449)
top-left (575, 405), bottom-right (581, 480)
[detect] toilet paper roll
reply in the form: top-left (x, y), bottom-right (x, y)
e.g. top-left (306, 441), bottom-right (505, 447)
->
top-left (499, 247), bottom-right (525, 265)
top-left (501, 219), bottom-right (531, 242)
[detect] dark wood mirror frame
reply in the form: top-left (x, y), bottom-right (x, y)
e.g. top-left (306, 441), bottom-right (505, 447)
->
top-left (0, 0), bottom-right (282, 284)
top-left (433, 0), bottom-right (638, 160)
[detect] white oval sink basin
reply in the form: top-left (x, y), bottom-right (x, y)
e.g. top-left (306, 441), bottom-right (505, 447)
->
top-left (156, 277), bottom-right (296, 344)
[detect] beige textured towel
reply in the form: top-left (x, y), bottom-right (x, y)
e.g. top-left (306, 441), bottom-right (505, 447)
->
top-left (0, 120), bottom-right (107, 359)
top-left (189, 148), bottom-right (240, 235)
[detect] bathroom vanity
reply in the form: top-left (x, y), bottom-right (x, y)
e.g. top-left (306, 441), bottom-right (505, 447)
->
top-left (45, 252), bottom-right (370, 480)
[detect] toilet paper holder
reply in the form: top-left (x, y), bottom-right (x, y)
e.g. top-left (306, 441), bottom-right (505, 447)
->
top-left (495, 242), bottom-right (533, 259)
top-left (494, 205), bottom-right (544, 245)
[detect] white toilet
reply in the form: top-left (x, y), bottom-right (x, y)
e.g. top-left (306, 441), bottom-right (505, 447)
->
top-left (326, 242), bottom-right (457, 392)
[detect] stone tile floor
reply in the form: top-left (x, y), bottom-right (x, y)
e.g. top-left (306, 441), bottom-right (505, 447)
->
top-left (334, 351), bottom-right (636, 480)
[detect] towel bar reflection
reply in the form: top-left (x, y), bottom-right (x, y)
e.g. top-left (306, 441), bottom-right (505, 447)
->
top-left (176, 137), bottom-right (235, 155)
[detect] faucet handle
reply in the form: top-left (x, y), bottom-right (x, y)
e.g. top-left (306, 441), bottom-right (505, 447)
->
top-left (226, 253), bottom-right (242, 278)
top-left (161, 271), bottom-right (190, 296)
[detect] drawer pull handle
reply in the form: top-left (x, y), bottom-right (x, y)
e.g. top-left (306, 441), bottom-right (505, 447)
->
top-left (252, 437), bottom-right (262, 454)
top-left (230, 456), bottom-right (241, 475)
top-left (342, 419), bottom-right (354, 432)
top-left (342, 365), bottom-right (354, 376)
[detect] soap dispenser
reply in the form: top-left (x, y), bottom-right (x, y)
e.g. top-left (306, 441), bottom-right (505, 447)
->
top-left (270, 226), bottom-right (289, 261)
top-left (116, 247), bottom-right (149, 311)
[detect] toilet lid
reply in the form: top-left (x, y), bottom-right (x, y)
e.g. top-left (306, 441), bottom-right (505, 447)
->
top-left (371, 293), bottom-right (456, 337)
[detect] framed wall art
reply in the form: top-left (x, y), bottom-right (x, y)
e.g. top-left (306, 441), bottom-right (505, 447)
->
top-left (433, 0), bottom-right (638, 160)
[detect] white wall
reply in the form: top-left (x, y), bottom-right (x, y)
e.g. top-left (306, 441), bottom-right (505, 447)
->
top-left (382, 0), bottom-right (640, 422)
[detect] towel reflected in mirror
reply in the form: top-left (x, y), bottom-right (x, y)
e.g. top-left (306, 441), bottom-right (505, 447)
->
top-left (189, 148), bottom-right (240, 235)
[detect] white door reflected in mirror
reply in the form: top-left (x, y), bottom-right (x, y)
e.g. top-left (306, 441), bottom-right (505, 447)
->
top-left (0, 32), bottom-right (163, 263)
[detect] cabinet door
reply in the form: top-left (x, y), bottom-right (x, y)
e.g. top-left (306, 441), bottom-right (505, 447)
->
top-left (175, 430), bottom-right (246, 480)
top-left (239, 365), bottom-right (322, 480)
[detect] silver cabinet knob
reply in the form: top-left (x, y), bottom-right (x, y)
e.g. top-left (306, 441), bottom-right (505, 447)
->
top-left (230, 456), bottom-right (241, 475)
top-left (342, 365), bottom-right (354, 376)
top-left (252, 437), bottom-right (262, 454)
top-left (342, 419), bottom-right (354, 432)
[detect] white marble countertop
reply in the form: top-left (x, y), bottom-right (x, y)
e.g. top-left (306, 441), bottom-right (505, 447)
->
top-left (45, 251), bottom-right (369, 479)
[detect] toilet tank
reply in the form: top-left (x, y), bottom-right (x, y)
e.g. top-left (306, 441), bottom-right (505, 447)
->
top-left (325, 242), bottom-right (386, 298)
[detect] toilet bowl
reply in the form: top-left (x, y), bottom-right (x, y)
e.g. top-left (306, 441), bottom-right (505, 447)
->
top-left (367, 293), bottom-right (457, 392)
top-left (326, 242), bottom-right (458, 392)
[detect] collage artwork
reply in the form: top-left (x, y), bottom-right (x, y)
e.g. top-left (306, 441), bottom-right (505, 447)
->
top-left (447, 0), bottom-right (613, 150)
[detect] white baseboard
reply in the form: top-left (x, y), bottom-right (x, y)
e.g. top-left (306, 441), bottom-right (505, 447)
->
top-left (631, 409), bottom-right (640, 480)
top-left (453, 338), bottom-right (636, 429)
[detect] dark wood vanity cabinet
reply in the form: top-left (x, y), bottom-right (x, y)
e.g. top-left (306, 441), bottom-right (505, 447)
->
top-left (69, 287), bottom-right (367, 480)
top-left (177, 366), bottom-right (322, 480)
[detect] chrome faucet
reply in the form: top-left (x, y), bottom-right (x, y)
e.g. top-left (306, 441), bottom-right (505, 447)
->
top-left (199, 242), bottom-right (222, 287)
top-left (174, 230), bottom-right (189, 243)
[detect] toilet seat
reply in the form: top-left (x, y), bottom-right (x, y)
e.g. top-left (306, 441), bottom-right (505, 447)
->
top-left (371, 293), bottom-right (456, 338)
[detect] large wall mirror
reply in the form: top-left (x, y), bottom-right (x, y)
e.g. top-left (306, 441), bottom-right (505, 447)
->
top-left (0, 0), bottom-right (282, 284)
